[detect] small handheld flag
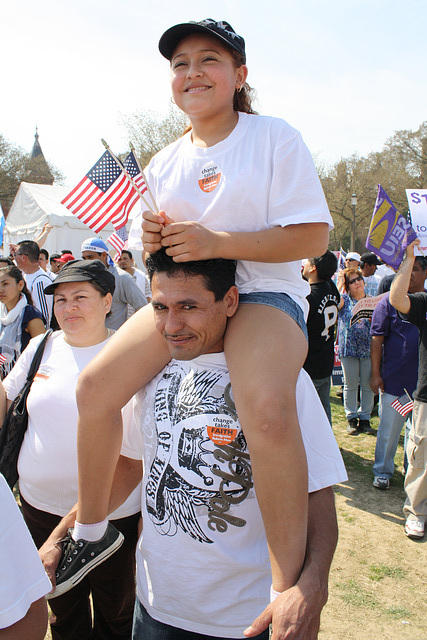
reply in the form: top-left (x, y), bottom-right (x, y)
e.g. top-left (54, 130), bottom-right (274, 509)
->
top-left (391, 392), bottom-right (414, 417)
top-left (365, 185), bottom-right (418, 269)
top-left (108, 225), bottom-right (128, 254)
top-left (61, 150), bottom-right (136, 233)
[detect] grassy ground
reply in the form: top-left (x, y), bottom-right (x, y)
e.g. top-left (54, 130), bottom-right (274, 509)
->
top-left (319, 387), bottom-right (426, 640)
top-left (43, 387), bottom-right (426, 639)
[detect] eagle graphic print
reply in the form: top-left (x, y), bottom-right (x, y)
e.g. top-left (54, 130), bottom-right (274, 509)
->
top-left (145, 362), bottom-right (254, 544)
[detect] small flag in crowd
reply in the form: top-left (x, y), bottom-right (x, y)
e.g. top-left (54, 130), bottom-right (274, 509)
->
top-left (365, 185), bottom-right (418, 269)
top-left (108, 225), bottom-right (128, 254)
top-left (338, 247), bottom-right (346, 271)
top-left (61, 150), bottom-right (135, 233)
top-left (122, 150), bottom-right (148, 222)
top-left (391, 393), bottom-right (414, 417)
top-left (0, 353), bottom-right (7, 365)
top-left (0, 203), bottom-right (6, 247)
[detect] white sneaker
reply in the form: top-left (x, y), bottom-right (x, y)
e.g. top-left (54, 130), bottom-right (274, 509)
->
top-left (404, 519), bottom-right (425, 539)
top-left (373, 476), bottom-right (390, 490)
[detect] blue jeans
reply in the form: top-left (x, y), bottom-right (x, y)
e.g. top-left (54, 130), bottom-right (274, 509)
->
top-left (340, 356), bottom-right (374, 421)
top-left (311, 376), bottom-right (332, 425)
top-left (373, 392), bottom-right (409, 478)
top-left (132, 598), bottom-right (269, 640)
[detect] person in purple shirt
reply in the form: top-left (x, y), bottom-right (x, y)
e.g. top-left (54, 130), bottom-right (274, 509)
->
top-left (370, 255), bottom-right (427, 490)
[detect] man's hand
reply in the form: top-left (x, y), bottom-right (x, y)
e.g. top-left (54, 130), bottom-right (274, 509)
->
top-left (370, 373), bottom-right (384, 394)
top-left (142, 209), bottom-right (174, 254)
top-left (244, 582), bottom-right (325, 640)
top-left (161, 221), bottom-right (223, 262)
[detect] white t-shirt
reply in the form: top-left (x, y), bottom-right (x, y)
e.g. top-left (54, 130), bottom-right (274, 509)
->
top-left (122, 353), bottom-right (347, 637)
top-left (24, 267), bottom-right (53, 326)
top-left (0, 473), bottom-right (51, 628)
top-left (129, 112), bottom-right (333, 316)
top-left (3, 331), bottom-right (140, 519)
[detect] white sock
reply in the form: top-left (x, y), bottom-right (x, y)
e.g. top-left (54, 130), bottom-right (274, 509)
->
top-left (72, 519), bottom-right (108, 542)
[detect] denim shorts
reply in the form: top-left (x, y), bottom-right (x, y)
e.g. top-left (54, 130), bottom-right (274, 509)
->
top-left (239, 291), bottom-right (308, 341)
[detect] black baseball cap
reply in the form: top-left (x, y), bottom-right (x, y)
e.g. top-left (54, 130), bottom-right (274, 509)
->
top-left (360, 252), bottom-right (382, 266)
top-left (159, 19), bottom-right (246, 63)
top-left (44, 259), bottom-right (115, 295)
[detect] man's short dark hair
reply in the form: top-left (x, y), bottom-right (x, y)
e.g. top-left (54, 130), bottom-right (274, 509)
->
top-left (309, 250), bottom-right (338, 281)
top-left (50, 253), bottom-right (61, 264)
top-left (61, 249), bottom-right (73, 255)
top-left (415, 256), bottom-right (427, 270)
top-left (121, 249), bottom-right (133, 259)
top-left (39, 248), bottom-right (49, 260)
top-left (146, 249), bottom-right (237, 301)
top-left (17, 240), bottom-right (40, 263)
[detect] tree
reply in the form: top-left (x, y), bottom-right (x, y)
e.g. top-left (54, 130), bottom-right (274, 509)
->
top-left (319, 122), bottom-right (425, 252)
top-left (120, 106), bottom-right (189, 167)
top-left (0, 134), bottom-right (63, 216)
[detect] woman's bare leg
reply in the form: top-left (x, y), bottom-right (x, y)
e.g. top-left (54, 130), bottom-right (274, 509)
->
top-left (76, 304), bottom-right (170, 524)
top-left (224, 303), bottom-right (308, 592)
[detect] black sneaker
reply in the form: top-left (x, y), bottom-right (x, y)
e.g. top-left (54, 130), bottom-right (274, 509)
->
top-left (48, 522), bottom-right (124, 599)
top-left (347, 418), bottom-right (359, 435)
top-left (359, 419), bottom-right (375, 435)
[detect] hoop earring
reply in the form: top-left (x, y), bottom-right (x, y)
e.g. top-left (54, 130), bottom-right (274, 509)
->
top-left (170, 96), bottom-right (176, 104)
top-left (237, 85), bottom-right (243, 93)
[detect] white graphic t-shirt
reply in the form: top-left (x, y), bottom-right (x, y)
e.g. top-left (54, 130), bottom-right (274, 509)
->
top-left (122, 353), bottom-right (347, 637)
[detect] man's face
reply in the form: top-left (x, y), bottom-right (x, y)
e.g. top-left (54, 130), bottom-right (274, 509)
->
top-left (82, 250), bottom-right (107, 266)
top-left (409, 260), bottom-right (427, 293)
top-left (50, 260), bottom-right (62, 274)
top-left (118, 253), bottom-right (132, 271)
top-left (345, 259), bottom-right (359, 269)
top-left (39, 254), bottom-right (48, 270)
top-left (14, 249), bottom-right (27, 271)
top-left (151, 271), bottom-right (238, 361)
top-left (362, 262), bottom-right (376, 276)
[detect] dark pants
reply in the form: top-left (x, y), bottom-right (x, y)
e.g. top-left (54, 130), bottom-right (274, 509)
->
top-left (132, 598), bottom-right (270, 640)
top-left (21, 497), bottom-right (140, 640)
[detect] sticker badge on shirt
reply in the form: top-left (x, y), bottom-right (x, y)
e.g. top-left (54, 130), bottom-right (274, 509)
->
top-left (34, 366), bottom-right (50, 380)
top-left (198, 162), bottom-right (221, 193)
top-left (207, 416), bottom-right (237, 446)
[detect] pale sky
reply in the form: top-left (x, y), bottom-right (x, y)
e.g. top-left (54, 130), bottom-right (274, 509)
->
top-left (1, 0), bottom-right (426, 187)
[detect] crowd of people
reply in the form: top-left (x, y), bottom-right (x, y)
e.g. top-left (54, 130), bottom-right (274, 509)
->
top-left (0, 16), bottom-right (424, 640)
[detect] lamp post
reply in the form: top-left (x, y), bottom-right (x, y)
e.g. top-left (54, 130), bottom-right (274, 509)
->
top-left (351, 193), bottom-right (357, 251)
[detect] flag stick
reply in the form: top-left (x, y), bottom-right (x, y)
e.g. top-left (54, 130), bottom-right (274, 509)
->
top-left (129, 143), bottom-right (158, 213)
top-left (403, 388), bottom-right (412, 402)
top-left (101, 139), bottom-right (156, 214)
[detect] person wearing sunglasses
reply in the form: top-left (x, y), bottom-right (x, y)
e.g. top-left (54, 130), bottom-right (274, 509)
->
top-left (338, 268), bottom-right (375, 435)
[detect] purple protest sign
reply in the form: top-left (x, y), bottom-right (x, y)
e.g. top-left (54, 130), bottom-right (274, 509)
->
top-left (365, 185), bottom-right (418, 269)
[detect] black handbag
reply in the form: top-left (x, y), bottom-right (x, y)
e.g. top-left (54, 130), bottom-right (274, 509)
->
top-left (0, 329), bottom-right (53, 489)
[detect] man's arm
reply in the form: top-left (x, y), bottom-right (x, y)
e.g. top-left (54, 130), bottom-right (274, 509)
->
top-left (119, 271), bottom-right (147, 312)
top-left (245, 487), bottom-right (338, 640)
top-left (389, 241), bottom-right (418, 314)
top-left (35, 223), bottom-right (53, 248)
top-left (370, 335), bottom-right (385, 394)
top-left (39, 455), bottom-right (142, 586)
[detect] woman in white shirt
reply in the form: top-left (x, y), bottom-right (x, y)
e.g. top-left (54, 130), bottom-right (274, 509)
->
top-left (0, 260), bottom-right (140, 640)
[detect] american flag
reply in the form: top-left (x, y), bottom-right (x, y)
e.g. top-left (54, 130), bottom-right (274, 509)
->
top-left (391, 394), bottom-right (414, 417)
top-left (122, 150), bottom-right (148, 222)
top-left (338, 247), bottom-right (347, 271)
top-left (61, 150), bottom-right (136, 233)
top-left (0, 353), bottom-right (7, 365)
top-left (108, 225), bottom-right (128, 254)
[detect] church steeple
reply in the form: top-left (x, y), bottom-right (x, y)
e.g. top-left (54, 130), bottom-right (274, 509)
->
top-left (31, 126), bottom-right (44, 159)
top-left (27, 127), bottom-right (54, 185)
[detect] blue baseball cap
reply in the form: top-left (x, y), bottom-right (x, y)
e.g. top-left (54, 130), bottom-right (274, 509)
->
top-left (81, 237), bottom-right (114, 266)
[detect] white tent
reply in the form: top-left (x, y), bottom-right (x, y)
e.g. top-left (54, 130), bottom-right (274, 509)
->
top-left (4, 182), bottom-right (142, 263)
